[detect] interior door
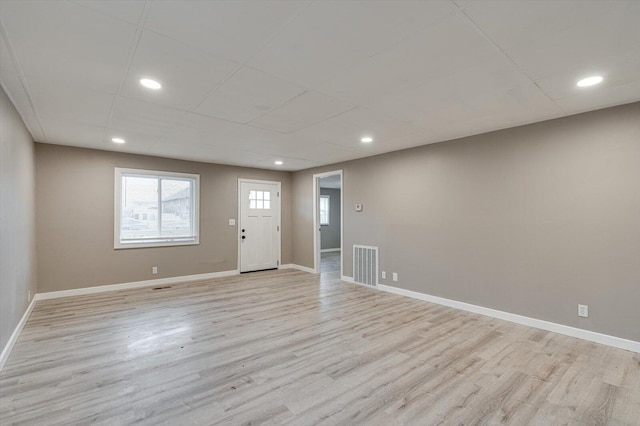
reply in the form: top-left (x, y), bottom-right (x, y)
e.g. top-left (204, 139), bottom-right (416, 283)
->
top-left (239, 180), bottom-right (280, 273)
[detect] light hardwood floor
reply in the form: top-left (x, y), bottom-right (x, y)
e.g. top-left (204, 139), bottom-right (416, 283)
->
top-left (1, 268), bottom-right (639, 425)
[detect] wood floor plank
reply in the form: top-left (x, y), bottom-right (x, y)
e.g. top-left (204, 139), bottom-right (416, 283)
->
top-left (1, 254), bottom-right (638, 425)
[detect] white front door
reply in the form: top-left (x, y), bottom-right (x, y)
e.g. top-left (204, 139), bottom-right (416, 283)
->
top-left (239, 180), bottom-right (280, 273)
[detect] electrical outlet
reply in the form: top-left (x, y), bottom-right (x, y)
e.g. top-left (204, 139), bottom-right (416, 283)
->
top-left (152, 266), bottom-right (158, 275)
top-left (578, 304), bottom-right (589, 318)
top-left (392, 272), bottom-right (398, 282)
top-left (28, 290), bottom-right (31, 302)
top-left (381, 271), bottom-right (386, 279)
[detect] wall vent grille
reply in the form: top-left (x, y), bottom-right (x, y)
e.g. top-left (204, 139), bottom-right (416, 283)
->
top-left (353, 245), bottom-right (378, 287)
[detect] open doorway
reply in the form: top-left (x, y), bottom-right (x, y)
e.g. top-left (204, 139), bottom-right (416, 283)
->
top-left (313, 170), bottom-right (343, 279)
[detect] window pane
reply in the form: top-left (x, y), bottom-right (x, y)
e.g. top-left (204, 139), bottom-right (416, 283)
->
top-left (161, 179), bottom-right (192, 237)
top-left (320, 196), bottom-right (330, 225)
top-left (249, 199), bottom-right (256, 209)
top-left (257, 200), bottom-right (263, 209)
top-left (264, 200), bottom-right (270, 210)
top-left (264, 191), bottom-right (270, 200)
top-left (249, 190), bottom-right (256, 200)
top-left (120, 176), bottom-right (158, 240)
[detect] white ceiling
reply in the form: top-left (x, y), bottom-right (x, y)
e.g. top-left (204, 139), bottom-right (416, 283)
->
top-left (1, 0), bottom-right (639, 171)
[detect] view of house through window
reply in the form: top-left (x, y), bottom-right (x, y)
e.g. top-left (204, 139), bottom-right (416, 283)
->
top-left (115, 168), bottom-right (199, 248)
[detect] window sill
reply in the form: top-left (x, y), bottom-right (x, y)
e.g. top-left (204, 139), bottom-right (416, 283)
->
top-left (114, 239), bottom-right (199, 250)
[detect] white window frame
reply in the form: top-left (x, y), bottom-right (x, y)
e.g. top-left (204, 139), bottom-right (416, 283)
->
top-left (114, 168), bottom-right (200, 249)
top-left (320, 195), bottom-right (330, 226)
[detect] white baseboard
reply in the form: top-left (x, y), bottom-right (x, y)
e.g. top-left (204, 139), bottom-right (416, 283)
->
top-left (341, 275), bottom-right (355, 284)
top-left (0, 297), bottom-right (37, 372)
top-left (378, 284), bottom-right (640, 353)
top-left (280, 264), bottom-right (317, 274)
top-left (36, 270), bottom-right (239, 301)
top-left (321, 248), bottom-right (341, 253)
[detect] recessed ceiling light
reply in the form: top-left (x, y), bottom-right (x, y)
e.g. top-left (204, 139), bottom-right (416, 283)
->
top-left (140, 78), bottom-right (162, 90)
top-left (361, 136), bottom-right (373, 143)
top-left (111, 137), bottom-right (125, 144)
top-left (577, 76), bottom-right (603, 87)
top-left (274, 160), bottom-right (283, 165)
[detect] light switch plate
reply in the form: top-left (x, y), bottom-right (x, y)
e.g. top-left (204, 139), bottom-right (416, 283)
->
top-left (229, 219), bottom-right (236, 226)
top-left (578, 304), bottom-right (588, 318)
top-left (381, 271), bottom-right (386, 279)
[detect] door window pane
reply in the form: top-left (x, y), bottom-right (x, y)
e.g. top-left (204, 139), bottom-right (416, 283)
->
top-left (249, 189), bottom-right (271, 209)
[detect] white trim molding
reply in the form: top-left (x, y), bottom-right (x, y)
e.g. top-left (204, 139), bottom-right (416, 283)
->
top-left (37, 270), bottom-right (239, 301)
top-left (321, 248), bottom-right (341, 253)
top-left (378, 284), bottom-right (640, 354)
top-left (313, 170), bottom-right (343, 276)
top-left (1, 297), bottom-right (37, 371)
top-left (114, 167), bottom-right (201, 250)
top-left (237, 178), bottom-right (282, 273)
top-left (280, 264), bottom-right (317, 274)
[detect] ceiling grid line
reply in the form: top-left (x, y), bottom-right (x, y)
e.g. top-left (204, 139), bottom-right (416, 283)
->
top-left (449, 0), bottom-right (559, 109)
top-left (190, 0), bottom-right (316, 113)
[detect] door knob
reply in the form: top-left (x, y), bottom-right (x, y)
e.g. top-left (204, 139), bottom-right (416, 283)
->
top-left (242, 229), bottom-right (245, 232)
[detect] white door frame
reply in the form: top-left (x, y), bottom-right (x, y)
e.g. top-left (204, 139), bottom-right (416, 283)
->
top-left (313, 170), bottom-right (343, 275)
top-left (237, 178), bottom-right (282, 272)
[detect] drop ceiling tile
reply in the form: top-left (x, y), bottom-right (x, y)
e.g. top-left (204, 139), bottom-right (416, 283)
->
top-left (367, 54), bottom-right (552, 127)
top-left (195, 66), bottom-right (306, 124)
top-left (281, 140), bottom-right (366, 165)
top-left (221, 124), bottom-right (296, 152)
top-left (316, 12), bottom-right (498, 105)
top-left (535, 55), bottom-right (640, 101)
top-left (502, 4), bottom-right (640, 81)
top-left (0, 0), bottom-right (137, 94)
top-left (109, 96), bottom-right (186, 139)
top-left (121, 30), bottom-right (239, 110)
top-left (145, 1), bottom-right (309, 63)
top-left (248, 0), bottom-right (454, 88)
top-left (159, 111), bottom-right (244, 148)
top-left (72, 0), bottom-right (146, 24)
top-left (553, 80), bottom-right (640, 115)
top-left (253, 157), bottom-right (320, 171)
top-left (150, 141), bottom-right (271, 167)
top-left (41, 119), bottom-right (105, 147)
top-left (292, 107), bottom-right (423, 152)
top-left (248, 91), bottom-right (355, 133)
top-left (28, 79), bottom-right (114, 127)
top-left (456, 0), bottom-right (613, 51)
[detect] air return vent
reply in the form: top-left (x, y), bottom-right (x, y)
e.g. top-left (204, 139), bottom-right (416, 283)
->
top-left (353, 245), bottom-right (378, 286)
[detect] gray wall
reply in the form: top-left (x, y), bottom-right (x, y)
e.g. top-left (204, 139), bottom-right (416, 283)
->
top-left (36, 144), bottom-right (292, 293)
top-left (293, 102), bottom-right (640, 341)
top-left (0, 85), bottom-right (37, 352)
top-left (320, 187), bottom-right (341, 250)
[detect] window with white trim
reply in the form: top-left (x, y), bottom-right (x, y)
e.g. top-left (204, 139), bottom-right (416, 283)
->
top-left (115, 168), bottom-right (199, 249)
top-left (320, 195), bottom-right (330, 226)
